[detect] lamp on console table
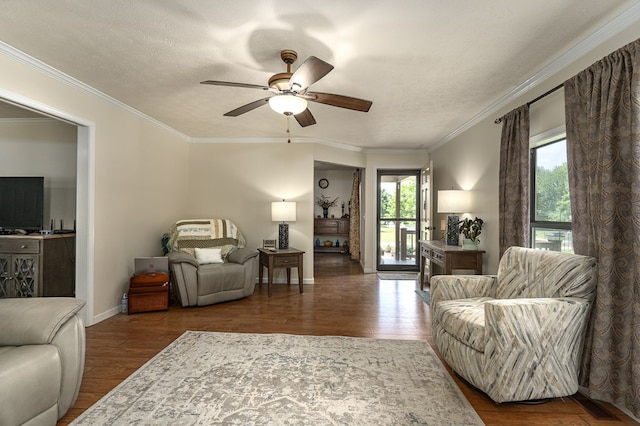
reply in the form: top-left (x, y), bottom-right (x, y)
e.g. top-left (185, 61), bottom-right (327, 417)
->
top-left (437, 190), bottom-right (470, 246)
top-left (271, 200), bottom-right (296, 249)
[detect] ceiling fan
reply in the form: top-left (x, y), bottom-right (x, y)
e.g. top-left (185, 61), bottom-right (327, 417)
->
top-left (201, 49), bottom-right (372, 127)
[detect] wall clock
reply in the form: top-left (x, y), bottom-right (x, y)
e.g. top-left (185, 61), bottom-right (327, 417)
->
top-left (318, 178), bottom-right (329, 189)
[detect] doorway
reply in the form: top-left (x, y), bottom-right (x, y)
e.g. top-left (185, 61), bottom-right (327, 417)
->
top-left (377, 170), bottom-right (419, 271)
top-left (0, 95), bottom-right (93, 324)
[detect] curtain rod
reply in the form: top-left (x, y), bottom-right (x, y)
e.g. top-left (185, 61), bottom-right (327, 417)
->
top-left (494, 83), bottom-right (564, 124)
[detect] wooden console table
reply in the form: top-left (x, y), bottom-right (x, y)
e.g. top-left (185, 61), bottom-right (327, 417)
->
top-left (418, 240), bottom-right (484, 290)
top-left (258, 247), bottom-right (305, 297)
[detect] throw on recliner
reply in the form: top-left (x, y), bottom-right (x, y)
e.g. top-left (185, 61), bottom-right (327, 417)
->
top-left (431, 246), bottom-right (597, 403)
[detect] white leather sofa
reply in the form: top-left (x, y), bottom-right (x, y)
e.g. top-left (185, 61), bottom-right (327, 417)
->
top-left (0, 297), bottom-right (86, 425)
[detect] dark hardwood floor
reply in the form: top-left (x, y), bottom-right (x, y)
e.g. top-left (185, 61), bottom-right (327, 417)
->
top-left (59, 253), bottom-right (637, 425)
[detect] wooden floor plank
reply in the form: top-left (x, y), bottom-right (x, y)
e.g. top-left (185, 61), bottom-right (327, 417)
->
top-left (57, 253), bottom-right (637, 425)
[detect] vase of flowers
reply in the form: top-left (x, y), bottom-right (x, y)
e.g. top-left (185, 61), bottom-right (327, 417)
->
top-left (459, 217), bottom-right (483, 250)
top-left (316, 194), bottom-right (339, 218)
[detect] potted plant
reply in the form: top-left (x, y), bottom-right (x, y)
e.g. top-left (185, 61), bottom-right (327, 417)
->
top-left (316, 194), bottom-right (339, 218)
top-left (458, 217), bottom-right (483, 249)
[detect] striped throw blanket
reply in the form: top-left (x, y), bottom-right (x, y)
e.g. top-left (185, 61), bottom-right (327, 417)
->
top-left (167, 219), bottom-right (246, 257)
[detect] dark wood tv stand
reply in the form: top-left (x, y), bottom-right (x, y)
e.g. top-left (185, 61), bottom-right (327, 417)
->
top-left (0, 233), bottom-right (75, 298)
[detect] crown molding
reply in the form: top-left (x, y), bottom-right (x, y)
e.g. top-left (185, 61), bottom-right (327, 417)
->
top-left (364, 147), bottom-right (427, 155)
top-left (192, 136), bottom-right (366, 152)
top-left (0, 40), bottom-right (190, 141)
top-left (431, 2), bottom-right (640, 153)
top-left (192, 136), bottom-right (427, 154)
top-left (0, 117), bottom-right (60, 126)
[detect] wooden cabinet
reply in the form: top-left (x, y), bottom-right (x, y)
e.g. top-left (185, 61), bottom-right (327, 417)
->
top-left (0, 234), bottom-right (75, 298)
top-left (314, 218), bottom-right (349, 235)
top-left (314, 218), bottom-right (349, 253)
top-left (418, 239), bottom-right (484, 290)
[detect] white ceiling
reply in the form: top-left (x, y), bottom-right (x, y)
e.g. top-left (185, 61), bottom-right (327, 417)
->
top-left (0, 1), bottom-right (638, 150)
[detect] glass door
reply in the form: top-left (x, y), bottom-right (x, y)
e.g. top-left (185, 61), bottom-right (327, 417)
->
top-left (377, 170), bottom-right (420, 271)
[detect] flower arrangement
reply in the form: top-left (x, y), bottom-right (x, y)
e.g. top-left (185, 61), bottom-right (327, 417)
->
top-left (459, 217), bottom-right (484, 242)
top-left (316, 194), bottom-right (339, 209)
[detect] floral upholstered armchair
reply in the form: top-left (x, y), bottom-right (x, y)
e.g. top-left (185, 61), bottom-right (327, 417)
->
top-left (166, 219), bottom-right (258, 307)
top-left (431, 246), bottom-right (597, 403)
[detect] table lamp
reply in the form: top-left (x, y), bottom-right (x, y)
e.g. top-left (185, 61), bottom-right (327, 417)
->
top-left (437, 190), bottom-right (470, 246)
top-left (271, 200), bottom-right (296, 249)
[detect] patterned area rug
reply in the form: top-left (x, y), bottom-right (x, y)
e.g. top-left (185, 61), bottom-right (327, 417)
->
top-left (71, 331), bottom-right (483, 425)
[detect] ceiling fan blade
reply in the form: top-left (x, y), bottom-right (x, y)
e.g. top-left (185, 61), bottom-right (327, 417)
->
top-left (201, 80), bottom-right (270, 91)
top-left (294, 109), bottom-right (317, 127)
top-left (289, 56), bottom-right (334, 91)
top-left (223, 97), bottom-right (270, 117)
top-left (308, 92), bottom-right (373, 112)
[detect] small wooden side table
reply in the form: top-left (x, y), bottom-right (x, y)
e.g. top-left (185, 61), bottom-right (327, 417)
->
top-left (257, 247), bottom-right (305, 297)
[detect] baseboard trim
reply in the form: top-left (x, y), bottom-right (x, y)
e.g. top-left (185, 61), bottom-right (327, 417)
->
top-left (571, 392), bottom-right (618, 420)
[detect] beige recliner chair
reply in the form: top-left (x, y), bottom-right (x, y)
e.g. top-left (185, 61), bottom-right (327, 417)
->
top-left (431, 246), bottom-right (597, 403)
top-left (167, 219), bottom-right (258, 307)
top-left (0, 297), bottom-right (86, 425)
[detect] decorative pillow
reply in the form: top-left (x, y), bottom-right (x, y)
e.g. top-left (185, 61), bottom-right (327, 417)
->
top-left (194, 248), bottom-right (224, 264)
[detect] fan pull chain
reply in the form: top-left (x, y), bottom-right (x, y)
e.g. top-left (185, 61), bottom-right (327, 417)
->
top-left (286, 114), bottom-right (291, 143)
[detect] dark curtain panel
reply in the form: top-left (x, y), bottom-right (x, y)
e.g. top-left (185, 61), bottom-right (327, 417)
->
top-left (498, 105), bottom-right (530, 258)
top-left (564, 38), bottom-right (640, 418)
top-left (349, 169), bottom-right (361, 261)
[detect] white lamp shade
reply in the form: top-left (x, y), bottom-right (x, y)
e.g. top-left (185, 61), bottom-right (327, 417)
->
top-left (271, 201), bottom-right (297, 222)
top-left (268, 95), bottom-right (308, 115)
top-left (437, 190), bottom-right (470, 213)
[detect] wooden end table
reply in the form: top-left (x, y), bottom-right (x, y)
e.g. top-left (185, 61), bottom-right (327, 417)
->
top-left (257, 247), bottom-right (305, 297)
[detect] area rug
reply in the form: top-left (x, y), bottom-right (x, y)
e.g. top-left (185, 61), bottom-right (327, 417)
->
top-left (415, 289), bottom-right (431, 305)
top-left (71, 331), bottom-right (484, 425)
top-left (377, 272), bottom-right (418, 281)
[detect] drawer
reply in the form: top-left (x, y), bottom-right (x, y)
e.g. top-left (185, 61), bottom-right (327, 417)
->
top-left (314, 219), bottom-right (349, 235)
top-left (431, 250), bottom-right (444, 267)
top-left (128, 290), bottom-right (169, 314)
top-left (273, 255), bottom-right (299, 268)
top-left (0, 239), bottom-right (40, 254)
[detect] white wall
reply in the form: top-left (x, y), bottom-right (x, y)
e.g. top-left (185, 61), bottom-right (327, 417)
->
top-left (186, 142), bottom-right (315, 283)
top-left (0, 119), bottom-right (77, 229)
top-left (313, 169), bottom-right (353, 220)
top-left (429, 26), bottom-right (640, 274)
top-left (0, 48), bottom-right (190, 324)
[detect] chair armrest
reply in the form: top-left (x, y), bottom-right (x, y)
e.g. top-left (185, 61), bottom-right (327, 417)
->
top-left (227, 247), bottom-right (258, 265)
top-left (484, 297), bottom-right (591, 345)
top-left (431, 275), bottom-right (497, 309)
top-left (483, 297), bottom-right (591, 402)
top-left (168, 251), bottom-right (199, 268)
top-left (0, 298), bottom-right (85, 346)
top-left (168, 251), bottom-right (199, 306)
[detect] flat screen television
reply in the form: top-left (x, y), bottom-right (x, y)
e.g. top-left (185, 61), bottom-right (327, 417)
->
top-left (0, 177), bottom-right (44, 232)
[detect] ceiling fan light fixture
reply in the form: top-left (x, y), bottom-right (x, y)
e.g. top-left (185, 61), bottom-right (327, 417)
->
top-left (269, 94), bottom-right (307, 115)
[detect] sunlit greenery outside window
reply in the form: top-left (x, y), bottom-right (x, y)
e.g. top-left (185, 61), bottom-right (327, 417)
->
top-left (530, 137), bottom-right (573, 253)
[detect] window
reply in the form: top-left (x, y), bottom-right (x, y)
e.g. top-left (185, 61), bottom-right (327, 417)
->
top-left (530, 136), bottom-right (573, 253)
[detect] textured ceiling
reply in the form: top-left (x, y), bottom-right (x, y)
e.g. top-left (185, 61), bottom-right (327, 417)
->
top-left (0, 1), bottom-right (637, 150)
